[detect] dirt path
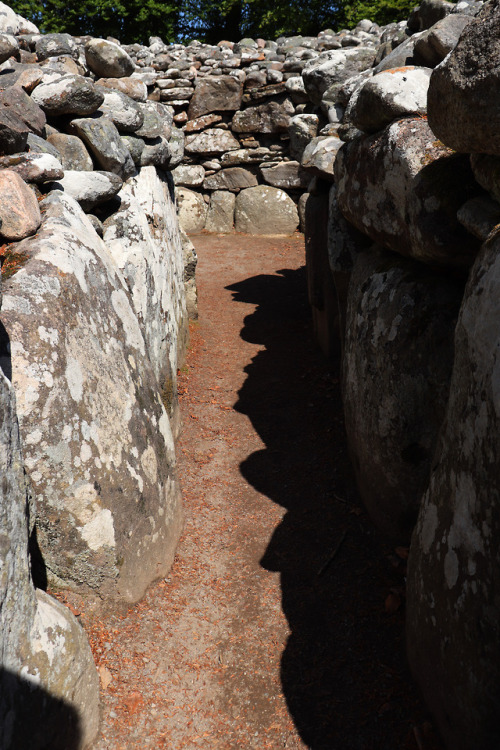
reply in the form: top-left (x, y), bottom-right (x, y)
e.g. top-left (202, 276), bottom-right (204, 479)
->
top-left (88, 233), bottom-right (441, 750)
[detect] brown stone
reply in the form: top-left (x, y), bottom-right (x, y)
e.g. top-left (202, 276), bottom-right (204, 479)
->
top-left (0, 170), bottom-right (41, 240)
top-left (188, 75), bottom-right (243, 119)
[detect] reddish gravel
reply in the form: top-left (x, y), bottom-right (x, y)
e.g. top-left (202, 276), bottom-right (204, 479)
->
top-left (85, 232), bottom-right (442, 750)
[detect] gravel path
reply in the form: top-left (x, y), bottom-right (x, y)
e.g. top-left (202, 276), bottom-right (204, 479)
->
top-left (87, 233), bottom-right (442, 750)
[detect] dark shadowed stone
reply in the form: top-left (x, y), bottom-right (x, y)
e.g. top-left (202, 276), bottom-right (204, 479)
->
top-left (304, 188), bottom-right (339, 358)
top-left (27, 132), bottom-right (62, 158)
top-left (85, 38), bottom-right (135, 78)
top-left (47, 132), bottom-right (94, 171)
top-left (407, 229), bottom-right (500, 750)
top-left (120, 133), bottom-right (145, 166)
top-left (343, 245), bottom-right (463, 541)
top-left (469, 152), bottom-right (500, 203)
top-left (31, 74), bottom-right (104, 116)
top-left (335, 117), bottom-right (482, 268)
top-left (35, 33), bottom-right (78, 61)
top-left (140, 136), bottom-right (171, 168)
top-left (0, 108), bottom-right (28, 154)
top-left (414, 14), bottom-right (472, 67)
top-left (70, 115), bottom-right (136, 178)
top-left (428, 0), bottom-right (500, 154)
top-left (0, 86), bottom-right (46, 136)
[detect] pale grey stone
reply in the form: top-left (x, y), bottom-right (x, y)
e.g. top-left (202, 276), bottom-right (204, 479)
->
top-left (1, 190), bottom-right (183, 603)
top-left (185, 127), bottom-right (239, 155)
top-left (205, 190), bottom-right (235, 233)
top-left (172, 164), bottom-right (205, 187)
top-left (49, 170), bottom-right (123, 210)
top-left (177, 187), bottom-right (208, 233)
top-left (301, 135), bottom-right (342, 180)
top-left (288, 113), bottom-right (319, 160)
top-left (235, 185), bottom-right (299, 234)
top-left (96, 88), bottom-right (144, 132)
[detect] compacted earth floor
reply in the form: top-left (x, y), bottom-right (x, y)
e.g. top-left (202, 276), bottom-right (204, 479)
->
top-left (82, 233), bottom-right (443, 750)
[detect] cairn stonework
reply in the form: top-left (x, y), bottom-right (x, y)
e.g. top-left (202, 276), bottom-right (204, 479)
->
top-left (1, 0), bottom-right (500, 747)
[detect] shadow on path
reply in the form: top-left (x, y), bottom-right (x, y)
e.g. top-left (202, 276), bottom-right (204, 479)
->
top-left (227, 266), bottom-right (434, 750)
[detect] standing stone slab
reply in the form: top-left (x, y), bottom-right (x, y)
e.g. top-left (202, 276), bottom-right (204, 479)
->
top-left (0, 191), bottom-right (183, 604)
top-left (0, 363), bottom-right (99, 750)
top-left (407, 230), bottom-right (500, 750)
top-left (343, 246), bottom-right (463, 541)
top-left (235, 185), bottom-right (299, 234)
top-left (103, 167), bottom-right (189, 434)
top-left (187, 75), bottom-right (243, 119)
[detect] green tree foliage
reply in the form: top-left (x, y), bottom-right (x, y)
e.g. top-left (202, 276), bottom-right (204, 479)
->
top-left (11, 0), bottom-right (417, 45)
top-left (11, 0), bottom-right (179, 43)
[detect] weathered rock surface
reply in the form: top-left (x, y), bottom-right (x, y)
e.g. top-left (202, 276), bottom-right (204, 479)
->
top-left (407, 229), bottom-right (500, 749)
top-left (350, 67), bottom-right (431, 133)
top-left (204, 166), bottom-right (258, 191)
top-left (188, 75), bottom-right (243, 119)
top-left (234, 185), bottom-right (299, 234)
top-left (50, 170), bottom-right (123, 210)
top-left (0, 152), bottom-right (63, 182)
top-left (0, 331), bottom-right (99, 750)
top-left (260, 160), bottom-right (309, 189)
top-left (302, 136), bottom-right (342, 180)
top-left (0, 191), bottom-right (183, 604)
top-left (302, 47), bottom-right (377, 104)
top-left (70, 115), bottom-right (136, 178)
top-left (85, 38), bottom-right (135, 79)
top-left (427, 0), bottom-right (500, 154)
top-left (205, 190), bottom-right (235, 233)
top-left (343, 246), bottom-right (463, 540)
top-left (231, 98), bottom-right (294, 133)
top-left (47, 132), bottom-right (94, 171)
top-left (177, 187), bottom-right (208, 233)
top-left (335, 118), bottom-right (481, 268)
top-left (0, 169), bottom-right (41, 240)
top-left (185, 127), bottom-right (239, 155)
top-left (31, 75), bottom-right (104, 116)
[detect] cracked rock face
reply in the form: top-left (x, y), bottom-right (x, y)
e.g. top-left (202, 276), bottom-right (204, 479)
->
top-left (0, 191), bottom-right (183, 604)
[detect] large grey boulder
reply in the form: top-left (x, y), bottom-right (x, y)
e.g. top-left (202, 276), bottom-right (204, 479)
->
top-left (302, 47), bottom-right (376, 104)
top-left (70, 115), bottom-right (136, 178)
top-left (0, 191), bottom-right (183, 604)
top-left (343, 246), bottom-right (463, 541)
top-left (187, 75), bottom-right (243, 119)
top-left (0, 341), bottom-right (99, 750)
top-left (35, 32), bottom-right (78, 61)
top-left (427, 0), bottom-right (500, 154)
top-left (50, 171), bottom-right (123, 211)
top-left (31, 75), bottom-right (104, 117)
top-left (350, 67), bottom-right (431, 133)
top-left (85, 38), bottom-right (135, 78)
top-left (234, 185), bottom-right (299, 234)
top-left (414, 13), bottom-right (472, 67)
top-left (335, 117), bottom-right (481, 268)
top-left (407, 229), bottom-right (500, 750)
top-left (96, 88), bottom-right (144, 132)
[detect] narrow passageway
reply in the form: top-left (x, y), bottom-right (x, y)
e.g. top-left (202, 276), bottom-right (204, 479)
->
top-left (91, 234), bottom-right (440, 750)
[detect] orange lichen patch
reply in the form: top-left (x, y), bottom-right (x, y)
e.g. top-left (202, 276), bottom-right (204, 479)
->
top-left (382, 66), bottom-right (417, 74)
top-left (0, 243), bottom-right (30, 280)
